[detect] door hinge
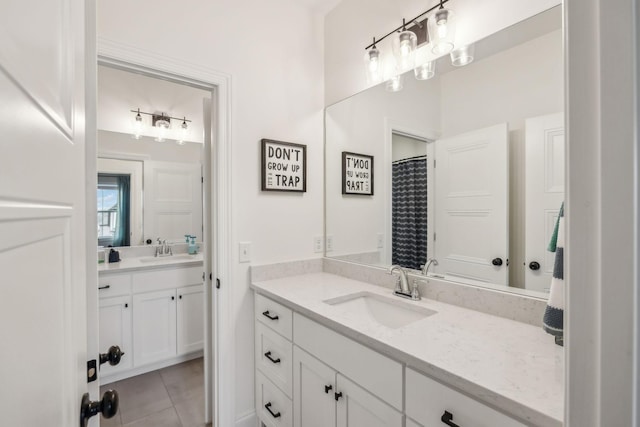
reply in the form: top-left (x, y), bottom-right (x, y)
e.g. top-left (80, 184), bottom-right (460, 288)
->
top-left (216, 278), bottom-right (221, 289)
top-left (434, 158), bottom-right (436, 168)
top-left (201, 176), bottom-right (204, 183)
top-left (87, 359), bottom-right (97, 383)
top-left (209, 273), bottom-right (213, 281)
top-left (434, 232), bottom-right (436, 241)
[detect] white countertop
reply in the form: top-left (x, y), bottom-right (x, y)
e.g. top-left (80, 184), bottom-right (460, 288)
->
top-left (252, 272), bottom-right (564, 426)
top-left (98, 253), bottom-right (203, 273)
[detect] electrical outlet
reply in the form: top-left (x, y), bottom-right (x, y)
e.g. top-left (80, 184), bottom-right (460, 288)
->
top-left (326, 235), bottom-right (334, 252)
top-left (313, 236), bottom-right (324, 253)
top-left (239, 242), bottom-right (251, 263)
top-left (377, 233), bottom-right (384, 248)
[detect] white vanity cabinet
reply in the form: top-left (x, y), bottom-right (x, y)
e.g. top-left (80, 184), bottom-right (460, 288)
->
top-left (98, 264), bottom-right (204, 383)
top-left (405, 368), bottom-right (525, 427)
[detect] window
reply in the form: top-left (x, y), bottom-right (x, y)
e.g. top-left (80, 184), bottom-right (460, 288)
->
top-left (97, 174), bottom-right (130, 247)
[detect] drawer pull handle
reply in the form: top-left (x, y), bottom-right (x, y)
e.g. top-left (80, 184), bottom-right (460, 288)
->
top-left (98, 285), bottom-right (110, 290)
top-left (264, 351), bottom-right (281, 364)
top-left (334, 391), bottom-right (343, 401)
top-left (262, 310), bottom-right (279, 321)
top-left (441, 410), bottom-right (461, 427)
top-left (264, 402), bottom-right (281, 418)
top-left (324, 385), bottom-right (333, 394)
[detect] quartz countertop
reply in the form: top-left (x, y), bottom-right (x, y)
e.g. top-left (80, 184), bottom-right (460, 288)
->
top-left (98, 253), bottom-right (203, 273)
top-left (251, 272), bottom-right (564, 426)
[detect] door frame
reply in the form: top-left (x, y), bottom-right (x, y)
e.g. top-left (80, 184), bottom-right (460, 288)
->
top-left (383, 119), bottom-right (438, 268)
top-left (95, 39), bottom-right (234, 427)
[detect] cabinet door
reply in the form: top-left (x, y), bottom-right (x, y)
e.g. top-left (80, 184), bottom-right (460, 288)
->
top-left (99, 295), bottom-right (132, 376)
top-left (336, 374), bottom-right (403, 427)
top-left (177, 284), bottom-right (204, 355)
top-left (133, 289), bottom-right (177, 366)
top-left (293, 346), bottom-right (336, 427)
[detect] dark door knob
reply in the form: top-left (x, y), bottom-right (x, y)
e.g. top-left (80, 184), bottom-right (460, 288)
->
top-left (99, 345), bottom-right (124, 367)
top-left (529, 261), bottom-right (541, 271)
top-left (491, 257), bottom-right (503, 266)
top-left (80, 390), bottom-right (119, 427)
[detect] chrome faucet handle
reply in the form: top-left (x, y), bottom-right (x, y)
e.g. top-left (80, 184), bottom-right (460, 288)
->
top-left (411, 280), bottom-right (421, 300)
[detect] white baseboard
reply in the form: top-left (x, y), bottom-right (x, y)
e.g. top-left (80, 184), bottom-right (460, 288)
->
top-left (236, 410), bottom-right (257, 427)
top-left (100, 351), bottom-right (203, 385)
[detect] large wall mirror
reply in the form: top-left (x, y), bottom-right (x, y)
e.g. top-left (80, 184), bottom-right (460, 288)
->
top-left (325, 5), bottom-right (563, 295)
top-left (97, 65), bottom-right (208, 247)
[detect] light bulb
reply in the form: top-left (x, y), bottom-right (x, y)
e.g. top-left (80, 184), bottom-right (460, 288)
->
top-left (133, 113), bottom-right (143, 139)
top-left (393, 29), bottom-right (417, 71)
top-left (364, 46), bottom-right (384, 84)
top-left (178, 118), bottom-right (189, 144)
top-left (428, 7), bottom-right (456, 55)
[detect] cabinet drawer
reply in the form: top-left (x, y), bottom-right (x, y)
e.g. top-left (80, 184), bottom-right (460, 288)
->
top-left (256, 322), bottom-right (293, 398)
top-left (98, 273), bottom-right (131, 298)
top-left (255, 294), bottom-right (292, 340)
top-left (256, 370), bottom-right (293, 427)
top-left (133, 266), bottom-right (202, 293)
top-left (405, 368), bottom-right (525, 427)
top-left (293, 313), bottom-right (402, 411)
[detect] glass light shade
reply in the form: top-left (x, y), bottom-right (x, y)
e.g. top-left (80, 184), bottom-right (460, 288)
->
top-left (178, 120), bottom-right (189, 144)
top-left (132, 113), bottom-right (143, 139)
top-left (414, 61), bottom-right (435, 80)
top-left (154, 119), bottom-right (170, 142)
top-left (364, 47), bottom-right (383, 84)
top-left (450, 44), bottom-right (475, 66)
top-left (385, 74), bottom-right (404, 92)
top-left (392, 30), bottom-right (417, 71)
top-left (428, 7), bottom-right (456, 55)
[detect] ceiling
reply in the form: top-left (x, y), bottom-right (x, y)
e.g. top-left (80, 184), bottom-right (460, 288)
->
top-left (297, 0), bottom-right (342, 14)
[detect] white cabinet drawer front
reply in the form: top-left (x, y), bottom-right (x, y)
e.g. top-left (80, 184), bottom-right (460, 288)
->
top-left (255, 293), bottom-right (293, 340)
top-left (406, 368), bottom-right (525, 427)
top-left (256, 321), bottom-right (293, 398)
top-left (133, 266), bottom-right (202, 293)
top-left (256, 370), bottom-right (293, 427)
top-left (293, 313), bottom-right (402, 411)
top-left (98, 273), bottom-right (131, 298)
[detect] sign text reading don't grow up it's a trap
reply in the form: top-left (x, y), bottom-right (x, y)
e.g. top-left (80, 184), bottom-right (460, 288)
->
top-left (261, 139), bottom-right (307, 192)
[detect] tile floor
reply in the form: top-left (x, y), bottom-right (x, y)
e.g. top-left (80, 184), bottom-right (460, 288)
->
top-left (100, 358), bottom-right (210, 427)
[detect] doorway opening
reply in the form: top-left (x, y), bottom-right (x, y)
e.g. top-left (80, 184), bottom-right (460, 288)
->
top-left (94, 60), bottom-right (217, 426)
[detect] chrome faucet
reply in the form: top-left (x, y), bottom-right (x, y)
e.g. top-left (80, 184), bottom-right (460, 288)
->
top-left (388, 265), bottom-right (421, 301)
top-left (421, 258), bottom-right (438, 276)
top-left (155, 238), bottom-right (173, 257)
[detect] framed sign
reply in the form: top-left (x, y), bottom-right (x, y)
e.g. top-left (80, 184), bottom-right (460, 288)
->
top-left (342, 151), bottom-right (374, 195)
top-left (261, 139), bottom-right (307, 192)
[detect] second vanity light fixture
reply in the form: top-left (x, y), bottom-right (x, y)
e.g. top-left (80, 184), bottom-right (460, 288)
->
top-left (364, 0), bottom-right (474, 92)
top-left (131, 108), bottom-right (191, 145)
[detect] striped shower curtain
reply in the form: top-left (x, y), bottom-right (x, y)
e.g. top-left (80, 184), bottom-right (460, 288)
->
top-left (392, 156), bottom-right (428, 270)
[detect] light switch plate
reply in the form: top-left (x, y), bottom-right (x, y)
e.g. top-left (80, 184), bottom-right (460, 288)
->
top-left (326, 235), bottom-right (334, 252)
top-left (239, 242), bottom-right (251, 263)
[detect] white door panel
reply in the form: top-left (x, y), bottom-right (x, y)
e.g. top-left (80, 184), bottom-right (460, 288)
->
top-left (293, 346), bottom-right (336, 427)
top-left (336, 374), bottom-right (402, 427)
top-left (133, 289), bottom-right (177, 366)
top-left (99, 295), bottom-right (133, 375)
top-left (0, 0), bottom-right (89, 424)
top-left (435, 124), bottom-right (509, 285)
top-left (177, 285), bottom-right (205, 354)
top-left (144, 161), bottom-right (203, 243)
top-left (525, 113), bottom-right (564, 292)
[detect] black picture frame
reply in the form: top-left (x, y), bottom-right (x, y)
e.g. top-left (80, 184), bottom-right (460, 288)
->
top-left (261, 139), bottom-right (307, 192)
top-left (342, 151), bottom-right (374, 196)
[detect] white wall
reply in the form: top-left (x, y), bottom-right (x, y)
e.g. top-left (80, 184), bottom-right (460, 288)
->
top-left (97, 1), bottom-right (325, 423)
top-left (325, 0), bottom-right (560, 105)
top-left (392, 134), bottom-right (428, 162)
top-left (98, 130), bottom-right (203, 164)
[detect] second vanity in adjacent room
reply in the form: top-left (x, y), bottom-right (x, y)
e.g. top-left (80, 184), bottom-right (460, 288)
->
top-left (253, 4), bottom-right (564, 427)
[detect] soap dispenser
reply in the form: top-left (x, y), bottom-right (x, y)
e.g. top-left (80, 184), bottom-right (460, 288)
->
top-left (185, 234), bottom-right (198, 255)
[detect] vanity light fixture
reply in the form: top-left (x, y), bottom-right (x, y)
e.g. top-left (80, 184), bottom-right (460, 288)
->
top-left (363, 0), bottom-right (456, 92)
top-left (450, 44), bottom-right (474, 66)
top-left (129, 109), bottom-right (192, 144)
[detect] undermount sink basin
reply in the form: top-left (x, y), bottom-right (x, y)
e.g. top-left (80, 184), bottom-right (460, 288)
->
top-left (323, 291), bottom-right (436, 329)
top-left (138, 254), bottom-right (199, 263)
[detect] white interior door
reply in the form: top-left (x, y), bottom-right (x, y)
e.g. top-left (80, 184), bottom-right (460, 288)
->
top-left (0, 0), bottom-right (92, 425)
top-left (434, 124), bottom-right (509, 286)
top-left (143, 160), bottom-right (203, 243)
top-left (525, 112), bottom-right (565, 292)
